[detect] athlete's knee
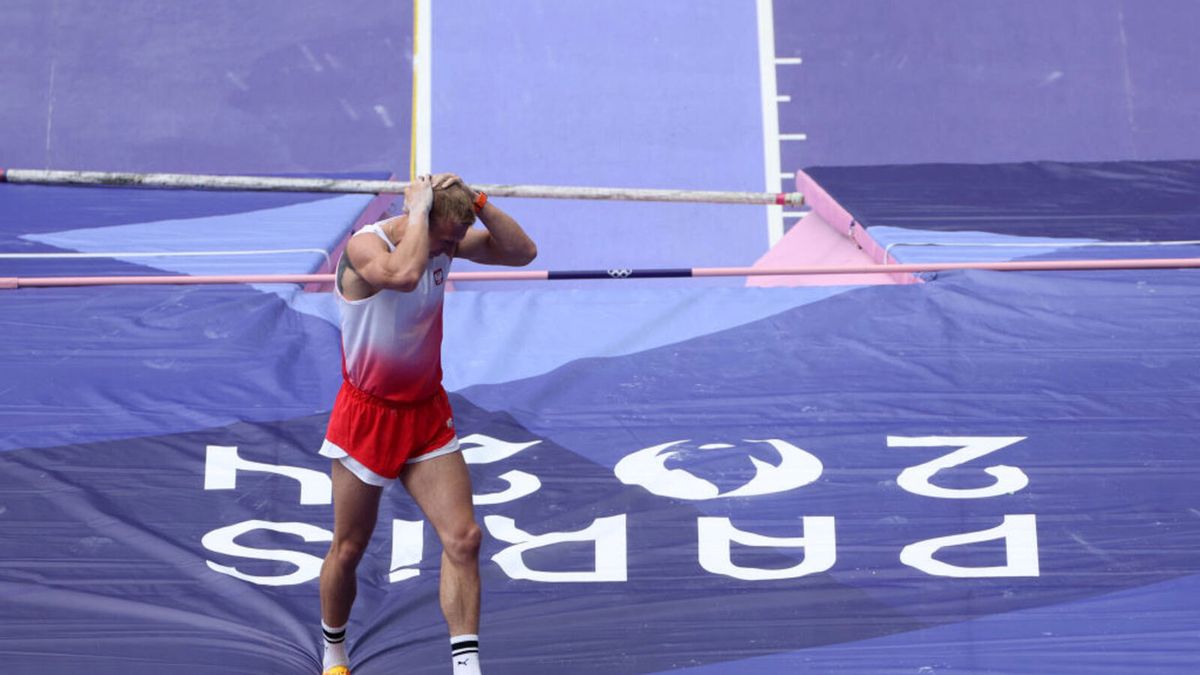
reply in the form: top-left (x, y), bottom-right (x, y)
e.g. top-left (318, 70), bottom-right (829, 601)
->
top-left (327, 532), bottom-right (371, 570)
top-left (442, 520), bottom-right (482, 565)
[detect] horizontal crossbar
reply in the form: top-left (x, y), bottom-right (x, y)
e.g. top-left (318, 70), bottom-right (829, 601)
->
top-left (0, 168), bottom-right (805, 207)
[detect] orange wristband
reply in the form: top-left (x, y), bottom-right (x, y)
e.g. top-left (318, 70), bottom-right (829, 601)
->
top-left (473, 191), bottom-right (488, 213)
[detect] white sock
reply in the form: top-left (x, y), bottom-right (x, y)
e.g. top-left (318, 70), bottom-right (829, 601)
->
top-left (322, 621), bottom-right (348, 671)
top-left (451, 634), bottom-right (481, 675)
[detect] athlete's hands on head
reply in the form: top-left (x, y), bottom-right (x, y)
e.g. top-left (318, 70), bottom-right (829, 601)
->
top-left (431, 172), bottom-right (478, 199)
top-left (403, 174), bottom-right (434, 215)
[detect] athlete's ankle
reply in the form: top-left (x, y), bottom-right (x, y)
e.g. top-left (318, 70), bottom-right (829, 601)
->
top-left (451, 634), bottom-right (481, 674)
top-left (322, 620), bottom-right (349, 672)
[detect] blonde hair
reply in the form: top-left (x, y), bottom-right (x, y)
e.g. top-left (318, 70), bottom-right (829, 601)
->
top-left (430, 183), bottom-right (477, 227)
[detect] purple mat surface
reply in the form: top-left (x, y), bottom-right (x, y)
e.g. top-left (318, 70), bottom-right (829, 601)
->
top-left (0, 0), bottom-right (412, 174)
top-left (2, 3), bottom-right (1199, 673)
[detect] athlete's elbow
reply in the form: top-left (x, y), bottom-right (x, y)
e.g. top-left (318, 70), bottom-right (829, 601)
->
top-left (514, 242), bottom-right (537, 266)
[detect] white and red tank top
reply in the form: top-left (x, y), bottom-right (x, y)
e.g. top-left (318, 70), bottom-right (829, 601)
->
top-left (336, 223), bottom-right (451, 403)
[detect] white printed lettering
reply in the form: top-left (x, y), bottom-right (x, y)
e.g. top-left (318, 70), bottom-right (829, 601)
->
top-left (460, 433), bottom-right (543, 504)
top-left (389, 519), bottom-right (424, 583)
top-left (201, 519), bottom-right (332, 586)
top-left (900, 514), bottom-right (1040, 578)
top-left (204, 445), bottom-right (331, 505)
top-left (890, 436), bottom-right (1028, 499)
top-left (698, 516), bottom-right (836, 580)
top-left (485, 514), bottom-right (627, 583)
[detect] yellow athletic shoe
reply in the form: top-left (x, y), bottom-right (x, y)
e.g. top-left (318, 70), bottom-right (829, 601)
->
top-left (322, 667), bottom-right (350, 675)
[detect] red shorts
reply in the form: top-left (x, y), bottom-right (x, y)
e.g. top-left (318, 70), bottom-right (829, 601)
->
top-left (319, 379), bottom-right (459, 486)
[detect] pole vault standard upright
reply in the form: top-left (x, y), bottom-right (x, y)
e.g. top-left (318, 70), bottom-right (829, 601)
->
top-left (0, 168), bottom-right (807, 207)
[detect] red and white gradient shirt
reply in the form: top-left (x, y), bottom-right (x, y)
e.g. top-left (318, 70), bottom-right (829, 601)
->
top-left (336, 223), bottom-right (451, 403)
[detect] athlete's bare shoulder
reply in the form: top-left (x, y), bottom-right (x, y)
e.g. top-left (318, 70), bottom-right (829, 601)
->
top-left (338, 234), bottom-right (384, 301)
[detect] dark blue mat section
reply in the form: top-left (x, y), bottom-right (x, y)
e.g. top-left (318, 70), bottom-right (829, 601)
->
top-left (807, 160), bottom-right (1200, 241)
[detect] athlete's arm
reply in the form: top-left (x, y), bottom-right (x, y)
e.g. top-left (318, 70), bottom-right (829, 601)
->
top-left (347, 176), bottom-right (435, 293)
top-left (456, 202), bottom-right (538, 267)
top-left (434, 175), bottom-right (536, 266)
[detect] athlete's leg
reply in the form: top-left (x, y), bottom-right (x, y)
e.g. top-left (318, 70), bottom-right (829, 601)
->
top-left (401, 451), bottom-right (482, 635)
top-left (320, 459), bottom-right (384, 628)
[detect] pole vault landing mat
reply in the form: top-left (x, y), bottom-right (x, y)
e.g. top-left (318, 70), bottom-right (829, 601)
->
top-left (2, 174), bottom-right (1199, 673)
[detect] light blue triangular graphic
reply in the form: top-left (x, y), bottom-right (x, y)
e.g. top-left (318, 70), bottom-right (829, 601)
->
top-left (22, 194), bottom-right (369, 324)
top-left (443, 285), bottom-right (858, 391)
top-left (254, 282), bottom-right (342, 325)
top-left (868, 225), bottom-right (1100, 264)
